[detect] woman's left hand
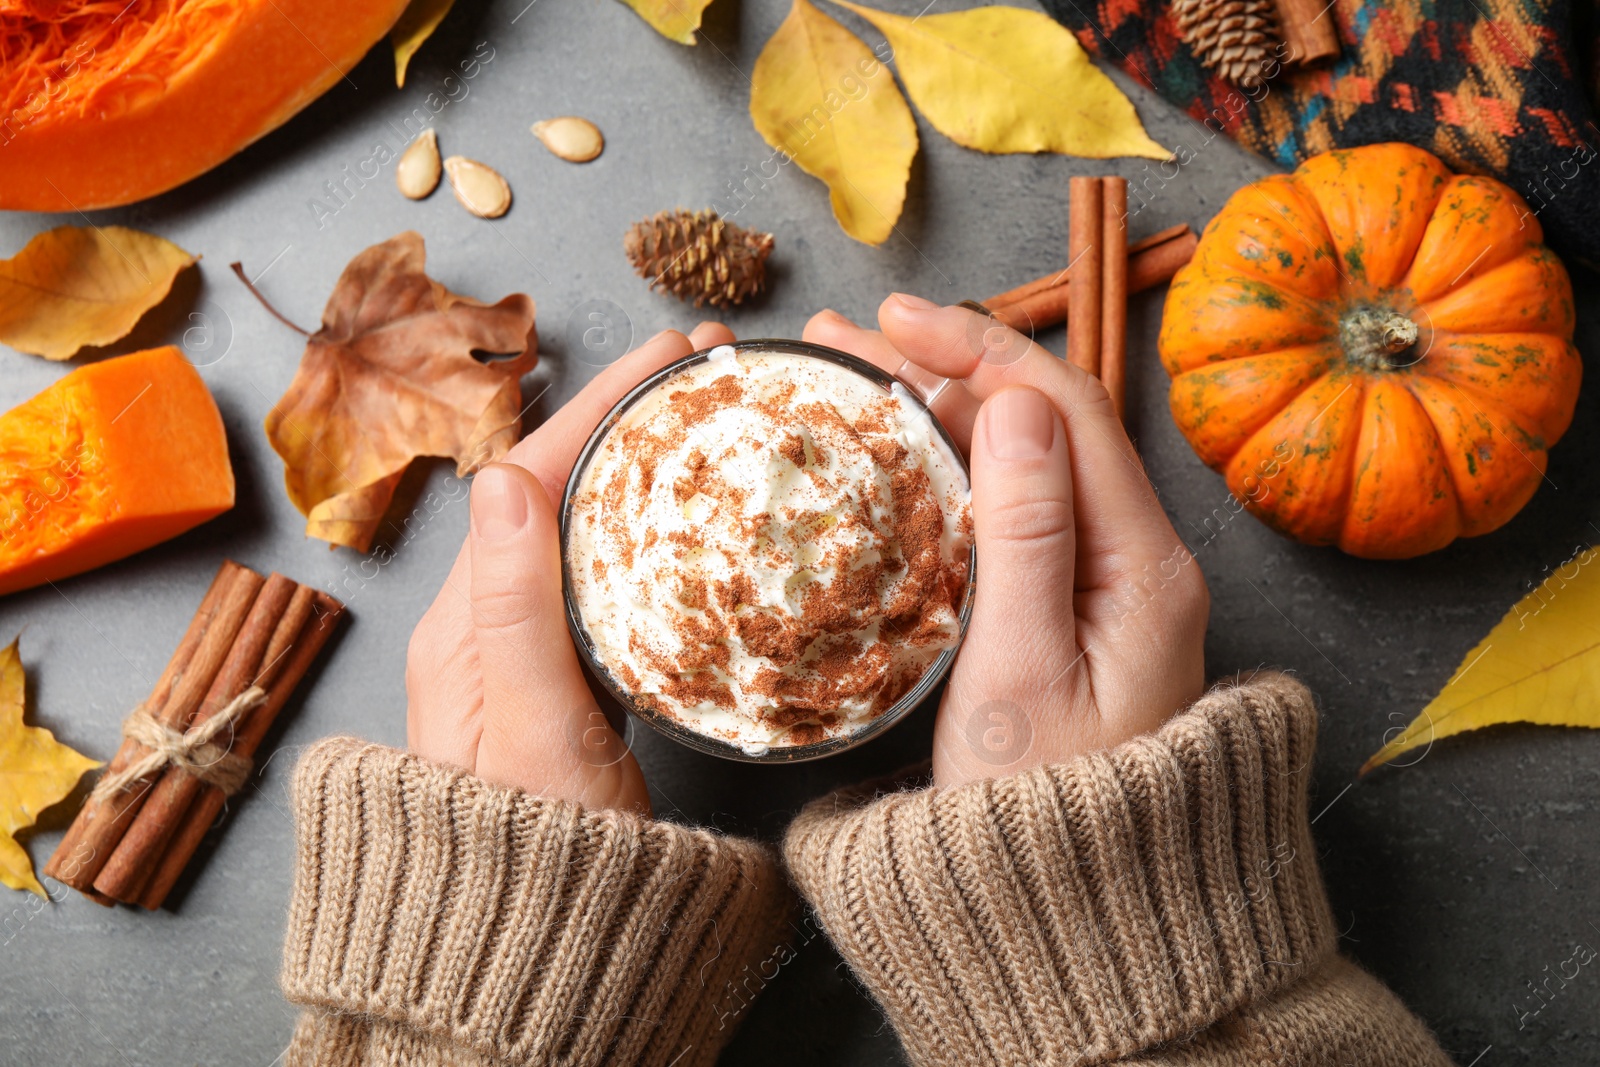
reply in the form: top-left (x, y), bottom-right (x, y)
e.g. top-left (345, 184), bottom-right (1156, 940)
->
top-left (405, 322), bottom-right (736, 815)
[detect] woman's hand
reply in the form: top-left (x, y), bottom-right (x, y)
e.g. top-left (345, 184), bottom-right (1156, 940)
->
top-left (406, 322), bottom-right (736, 815)
top-left (803, 297), bottom-right (1209, 789)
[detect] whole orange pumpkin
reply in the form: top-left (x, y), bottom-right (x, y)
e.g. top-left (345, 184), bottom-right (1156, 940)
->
top-left (1159, 143), bottom-right (1581, 559)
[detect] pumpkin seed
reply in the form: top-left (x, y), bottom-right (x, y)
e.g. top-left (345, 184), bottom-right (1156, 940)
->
top-left (443, 156), bottom-right (511, 219)
top-left (531, 117), bottom-right (604, 163)
top-left (396, 129), bottom-right (441, 199)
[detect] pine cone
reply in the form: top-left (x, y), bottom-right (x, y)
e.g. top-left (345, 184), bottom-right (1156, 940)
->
top-left (624, 209), bottom-right (775, 309)
top-left (1174, 0), bottom-right (1281, 87)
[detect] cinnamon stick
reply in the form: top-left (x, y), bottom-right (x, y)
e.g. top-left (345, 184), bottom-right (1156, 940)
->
top-left (1067, 177), bottom-right (1104, 376)
top-left (1100, 178), bottom-right (1130, 421)
top-left (46, 563), bottom-right (264, 891)
top-left (93, 574), bottom-right (299, 901)
top-left (137, 591), bottom-right (344, 909)
top-left (255, 585), bottom-right (320, 692)
top-left (1271, 0), bottom-right (1340, 65)
top-left (987, 223), bottom-right (1189, 309)
top-left (988, 228), bottom-right (1197, 334)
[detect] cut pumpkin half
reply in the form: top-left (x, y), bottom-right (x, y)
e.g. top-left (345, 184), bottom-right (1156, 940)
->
top-left (0, 0), bottom-right (412, 211)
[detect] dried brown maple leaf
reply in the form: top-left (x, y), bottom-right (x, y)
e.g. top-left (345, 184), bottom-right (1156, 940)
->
top-left (264, 232), bottom-right (537, 551)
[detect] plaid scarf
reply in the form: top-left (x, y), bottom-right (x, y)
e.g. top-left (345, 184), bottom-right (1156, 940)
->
top-left (1043, 0), bottom-right (1600, 265)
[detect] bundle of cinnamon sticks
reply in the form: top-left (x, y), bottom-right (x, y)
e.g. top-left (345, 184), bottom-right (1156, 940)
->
top-left (983, 182), bottom-right (1199, 422)
top-left (45, 561), bottom-right (343, 909)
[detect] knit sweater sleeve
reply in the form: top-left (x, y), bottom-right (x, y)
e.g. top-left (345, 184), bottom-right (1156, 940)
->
top-left (783, 673), bottom-right (1454, 1066)
top-left (278, 738), bottom-right (793, 1067)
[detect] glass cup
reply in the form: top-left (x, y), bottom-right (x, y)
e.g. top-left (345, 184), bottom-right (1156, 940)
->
top-left (559, 339), bottom-right (976, 763)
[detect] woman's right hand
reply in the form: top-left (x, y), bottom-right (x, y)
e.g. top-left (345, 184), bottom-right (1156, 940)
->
top-left (804, 297), bottom-right (1211, 789)
top-left (405, 323), bottom-right (735, 815)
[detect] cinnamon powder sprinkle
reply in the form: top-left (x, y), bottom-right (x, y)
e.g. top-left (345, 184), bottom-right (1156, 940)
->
top-left (778, 432), bottom-right (807, 468)
top-left (569, 353), bottom-right (972, 749)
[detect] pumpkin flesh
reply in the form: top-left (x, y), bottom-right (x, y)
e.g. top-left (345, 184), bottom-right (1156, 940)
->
top-left (0, 0), bottom-right (412, 211)
top-left (0, 346), bottom-right (234, 595)
top-left (1161, 143), bottom-right (1581, 560)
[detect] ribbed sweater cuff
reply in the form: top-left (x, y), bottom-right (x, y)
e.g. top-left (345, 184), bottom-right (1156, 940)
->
top-left (280, 738), bottom-right (793, 1067)
top-left (784, 673), bottom-right (1336, 1067)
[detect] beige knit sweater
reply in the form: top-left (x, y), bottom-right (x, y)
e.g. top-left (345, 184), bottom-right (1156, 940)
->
top-left (280, 675), bottom-right (1453, 1066)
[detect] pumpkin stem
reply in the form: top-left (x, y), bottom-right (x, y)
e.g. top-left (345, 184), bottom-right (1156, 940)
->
top-left (1340, 306), bottom-right (1419, 370)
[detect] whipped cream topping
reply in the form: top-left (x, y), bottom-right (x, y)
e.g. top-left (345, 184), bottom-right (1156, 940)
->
top-left (566, 350), bottom-right (972, 753)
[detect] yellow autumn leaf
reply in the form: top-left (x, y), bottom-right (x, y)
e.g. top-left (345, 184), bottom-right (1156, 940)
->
top-left (615, 0), bottom-right (716, 44)
top-left (835, 1), bottom-right (1168, 160)
top-left (751, 0), bottom-right (918, 245)
top-left (0, 225), bottom-right (197, 362)
top-left (393, 0), bottom-right (455, 87)
top-left (0, 636), bottom-right (100, 897)
top-left (1363, 547), bottom-right (1600, 773)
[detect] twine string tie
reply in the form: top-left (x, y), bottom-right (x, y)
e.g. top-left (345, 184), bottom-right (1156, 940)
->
top-left (88, 686), bottom-right (267, 803)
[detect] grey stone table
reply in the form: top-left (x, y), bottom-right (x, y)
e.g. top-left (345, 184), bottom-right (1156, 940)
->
top-left (2, 2), bottom-right (1597, 1063)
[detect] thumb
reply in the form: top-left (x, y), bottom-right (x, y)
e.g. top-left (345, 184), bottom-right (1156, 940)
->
top-left (466, 463), bottom-right (639, 806)
top-left (941, 388), bottom-right (1079, 768)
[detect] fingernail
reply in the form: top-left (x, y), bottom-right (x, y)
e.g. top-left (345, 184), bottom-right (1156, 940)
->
top-left (472, 465), bottom-right (528, 540)
top-left (890, 292), bottom-right (939, 311)
top-left (985, 388), bottom-right (1055, 459)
